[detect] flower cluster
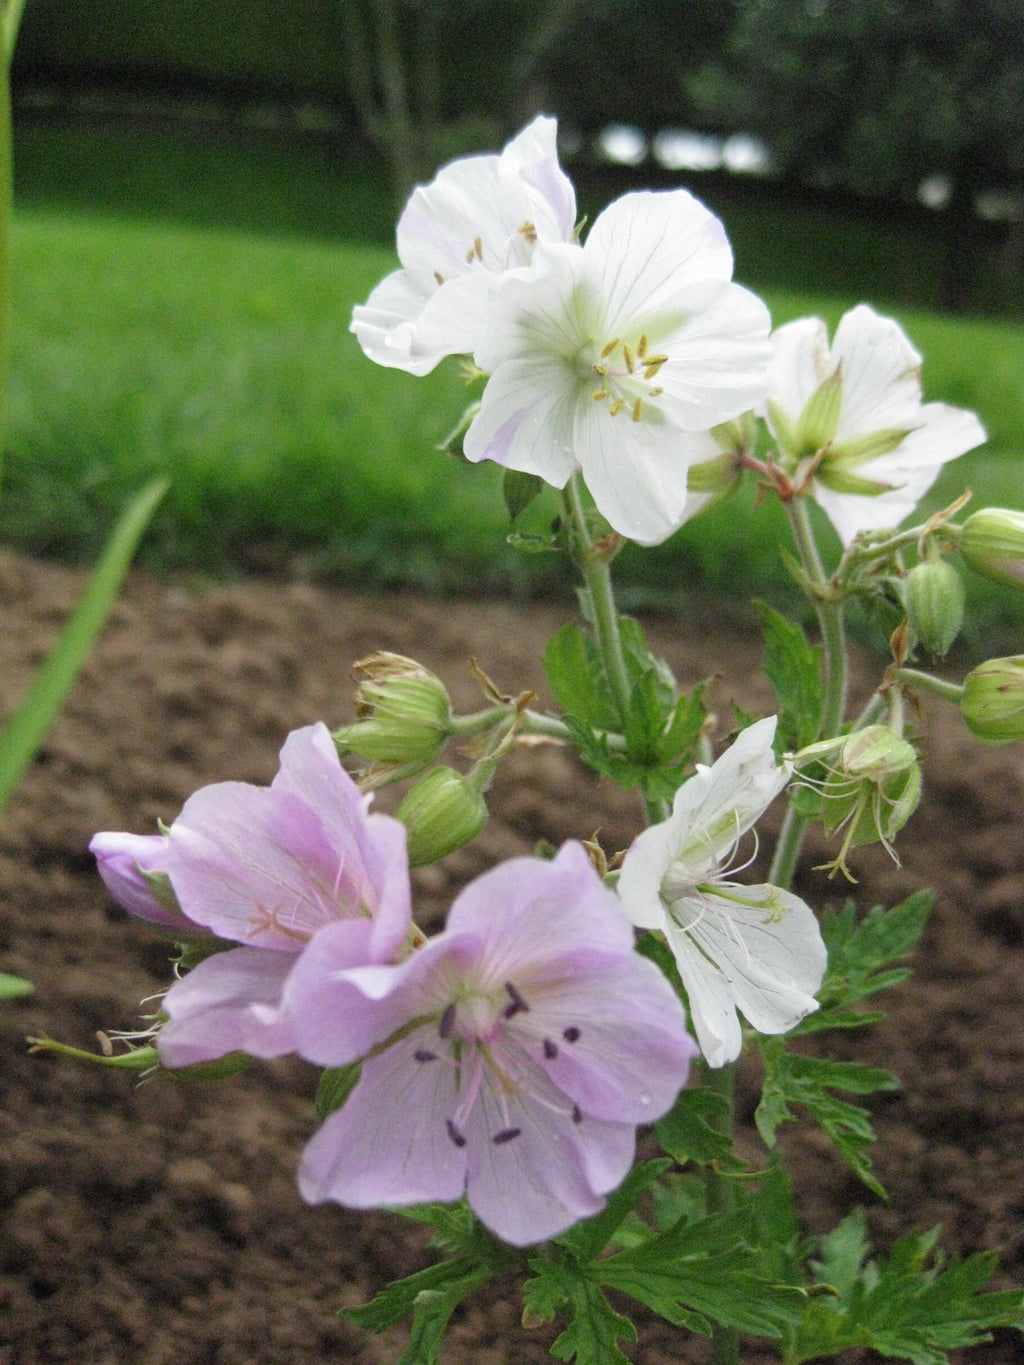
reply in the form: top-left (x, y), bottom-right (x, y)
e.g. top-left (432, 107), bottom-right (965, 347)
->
top-left (352, 117), bottom-right (986, 551)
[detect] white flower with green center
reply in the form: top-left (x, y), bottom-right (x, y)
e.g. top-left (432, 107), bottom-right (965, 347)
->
top-left (764, 304), bottom-right (987, 545)
top-left (463, 189), bottom-right (771, 545)
top-left (617, 717), bottom-right (826, 1068)
top-left (350, 115), bottom-right (576, 376)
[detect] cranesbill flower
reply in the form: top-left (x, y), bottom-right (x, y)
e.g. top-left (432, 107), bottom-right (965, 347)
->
top-left (462, 189), bottom-right (771, 544)
top-left (90, 830), bottom-right (192, 932)
top-left (285, 841), bottom-right (697, 1246)
top-left (351, 115), bottom-right (576, 375)
top-left (617, 718), bottom-right (825, 1069)
top-left (764, 304), bottom-right (986, 545)
top-left (138, 723), bottom-right (411, 1067)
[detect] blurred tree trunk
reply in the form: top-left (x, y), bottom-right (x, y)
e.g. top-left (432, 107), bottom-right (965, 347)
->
top-left (340, 0), bottom-right (439, 205)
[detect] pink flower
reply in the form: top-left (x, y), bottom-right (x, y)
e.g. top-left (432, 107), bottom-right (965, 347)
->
top-left (284, 842), bottom-right (697, 1246)
top-left (93, 724), bottom-right (413, 1068)
top-left (90, 830), bottom-right (193, 932)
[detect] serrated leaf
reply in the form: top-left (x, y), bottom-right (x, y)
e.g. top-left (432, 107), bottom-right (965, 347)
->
top-left (619, 616), bottom-right (676, 704)
top-left (758, 603), bottom-right (824, 752)
top-left (342, 1256), bottom-right (483, 1335)
top-left (396, 1268), bottom-right (492, 1365)
top-left (314, 1063), bottom-right (361, 1121)
top-left (563, 716), bottom-right (647, 790)
top-left (523, 1261), bottom-right (636, 1365)
top-left (756, 1042), bottom-right (900, 1196)
top-left (503, 468), bottom-right (544, 522)
top-left (624, 668), bottom-right (669, 766)
top-left (542, 624), bottom-right (620, 731)
top-left (556, 1159), bottom-right (673, 1262)
top-left (655, 1085), bottom-right (744, 1168)
top-left (658, 683), bottom-right (707, 767)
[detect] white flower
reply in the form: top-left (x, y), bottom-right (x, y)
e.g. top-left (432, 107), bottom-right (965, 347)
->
top-left (617, 717), bottom-right (826, 1068)
top-left (764, 304), bottom-right (986, 545)
top-left (350, 115), bottom-right (576, 375)
top-left (462, 189), bottom-right (771, 545)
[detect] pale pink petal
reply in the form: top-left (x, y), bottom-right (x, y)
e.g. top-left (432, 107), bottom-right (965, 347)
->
top-left (90, 830), bottom-right (192, 932)
top-left (462, 353), bottom-right (578, 484)
top-left (158, 946), bottom-right (297, 1066)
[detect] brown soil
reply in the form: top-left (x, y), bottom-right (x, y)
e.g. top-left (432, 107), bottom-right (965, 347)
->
top-left (1, 548), bottom-right (1022, 1365)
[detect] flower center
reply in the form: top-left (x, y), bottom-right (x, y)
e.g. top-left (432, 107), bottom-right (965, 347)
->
top-left (588, 332), bottom-right (667, 424)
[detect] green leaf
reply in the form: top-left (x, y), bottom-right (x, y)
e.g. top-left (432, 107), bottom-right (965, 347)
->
top-left (658, 683), bottom-right (707, 767)
top-left (397, 1267), bottom-right (493, 1365)
top-left (790, 1209), bottom-right (1024, 1365)
top-left (542, 624), bottom-right (620, 731)
top-left (757, 603), bottom-right (824, 752)
top-left (523, 1258), bottom-right (637, 1363)
top-left (0, 477), bottom-right (167, 815)
top-left (562, 716), bottom-right (648, 790)
top-left (756, 1041), bottom-right (900, 1196)
top-left (0, 971), bottom-right (33, 999)
top-left (624, 668), bottom-right (668, 766)
top-left (654, 1085), bottom-right (744, 1169)
top-left (503, 468), bottom-right (544, 522)
top-left (556, 1159), bottom-right (673, 1263)
top-left (314, 1063), bottom-right (361, 1121)
top-left (342, 1256), bottom-right (488, 1337)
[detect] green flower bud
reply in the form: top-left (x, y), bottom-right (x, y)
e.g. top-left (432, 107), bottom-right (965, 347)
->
top-left (960, 656), bottom-right (1024, 744)
top-left (394, 766), bottom-right (487, 866)
top-left (820, 725), bottom-right (922, 876)
top-left (903, 558), bottom-right (965, 656)
top-left (334, 653), bottom-right (451, 772)
top-left (959, 508), bottom-right (1024, 590)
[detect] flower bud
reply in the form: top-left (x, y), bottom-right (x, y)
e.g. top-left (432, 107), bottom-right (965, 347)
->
top-left (90, 830), bottom-right (194, 932)
top-left (959, 508), bottom-right (1024, 590)
top-left (820, 725), bottom-right (922, 873)
top-left (394, 766), bottom-right (487, 866)
top-left (903, 558), bottom-right (965, 656)
top-left (960, 656), bottom-right (1024, 744)
top-left (334, 653), bottom-right (451, 772)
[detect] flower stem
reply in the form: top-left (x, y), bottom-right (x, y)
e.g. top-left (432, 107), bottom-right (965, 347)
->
top-left (701, 1060), bottom-right (740, 1365)
top-left (563, 474), bottom-right (633, 724)
top-left (771, 499), bottom-right (850, 890)
top-left (890, 667), bottom-right (965, 705)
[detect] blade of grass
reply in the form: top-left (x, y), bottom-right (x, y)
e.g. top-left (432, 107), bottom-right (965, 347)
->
top-left (0, 475), bottom-right (167, 814)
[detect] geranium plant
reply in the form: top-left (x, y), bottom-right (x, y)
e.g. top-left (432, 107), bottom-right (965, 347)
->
top-left (37, 116), bottom-right (1024, 1364)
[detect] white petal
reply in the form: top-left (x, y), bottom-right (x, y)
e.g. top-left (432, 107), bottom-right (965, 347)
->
top-left (349, 269), bottom-right (442, 375)
top-left (497, 114), bottom-right (576, 245)
top-left (765, 317), bottom-right (832, 437)
top-left (663, 907), bottom-right (746, 1068)
top-left (463, 354), bottom-right (578, 486)
top-left (832, 304), bottom-right (923, 439)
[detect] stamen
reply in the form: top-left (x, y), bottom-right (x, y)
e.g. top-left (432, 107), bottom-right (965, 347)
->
top-left (492, 1127), bottom-right (521, 1145)
top-left (439, 1003), bottom-right (457, 1039)
top-left (503, 981), bottom-right (530, 1018)
top-left (637, 333), bottom-right (649, 359)
top-left (609, 398), bottom-right (625, 416)
top-left (593, 363), bottom-right (609, 377)
top-left (572, 1104), bottom-right (583, 1124)
top-left (433, 270), bottom-right (445, 286)
top-left (600, 338), bottom-right (620, 358)
top-left (622, 344), bottom-right (635, 374)
top-left (474, 236), bottom-right (483, 260)
top-left (632, 398), bottom-right (643, 423)
top-left (643, 353), bottom-right (669, 377)
top-left (542, 1038), bottom-right (558, 1059)
top-left (414, 1049), bottom-right (439, 1063)
top-left (446, 1118), bottom-right (467, 1148)
top-left (649, 385), bottom-right (664, 397)
top-left (592, 389), bottom-right (608, 401)
top-left (518, 221), bottom-right (537, 244)
top-left (563, 1026), bottom-right (581, 1043)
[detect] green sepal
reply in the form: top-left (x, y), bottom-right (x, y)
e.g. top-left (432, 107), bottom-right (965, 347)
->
top-left (816, 461), bottom-right (894, 497)
top-left (314, 1062), bottom-right (361, 1121)
top-left (828, 425), bottom-right (909, 464)
top-left (767, 396), bottom-right (800, 457)
top-left (795, 366), bottom-right (843, 453)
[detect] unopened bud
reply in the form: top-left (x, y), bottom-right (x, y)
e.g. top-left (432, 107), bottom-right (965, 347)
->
top-left (959, 508), bottom-right (1024, 590)
top-left (394, 766), bottom-right (487, 866)
top-left (334, 654), bottom-right (451, 771)
top-left (960, 656), bottom-right (1024, 744)
top-left (903, 559), bottom-right (965, 656)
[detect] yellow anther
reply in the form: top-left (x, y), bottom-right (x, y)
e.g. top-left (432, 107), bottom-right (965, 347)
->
top-left (609, 398), bottom-right (626, 416)
top-left (600, 337), bottom-right (620, 358)
top-left (649, 385), bottom-right (663, 397)
top-left (474, 236), bottom-right (483, 261)
top-left (623, 344), bottom-right (635, 373)
top-left (434, 270), bottom-right (445, 286)
top-left (632, 398), bottom-right (643, 423)
top-left (637, 333), bottom-right (649, 359)
top-left (465, 246), bottom-right (475, 263)
top-left (518, 221), bottom-right (537, 244)
top-left (593, 363), bottom-right (608, 377)
top-left (592, 389), bottom-right (608, 401)
top-left (643, 355), bottom-right (668, 379)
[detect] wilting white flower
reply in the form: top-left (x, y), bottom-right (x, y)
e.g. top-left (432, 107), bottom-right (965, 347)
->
top-left (350, 115), bottom-right (576, 375)
top-left (617, 717), bottom-right (826, 1068)
top-left (764, 304), bottom-right (986, 545)
top-left (463, 189), bottom-right (771, 544)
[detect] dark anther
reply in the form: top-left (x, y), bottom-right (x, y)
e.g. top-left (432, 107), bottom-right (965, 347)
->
top-left (439, 1003), bottom-right (457, 1039)
top-left (446, 1118), bottom-right (467, 1148)
top-left (503, 981), bottom-right (530, 1018)
top-left (571, 1104), bottom-right (583, 1125)
top-left (562, 1026), bottom-right (581, 1043)
top-left (492, 1127), bottom-right (522, 1145)
top-left (414, 1049), bottom-right (438, 1063)
top-left (543, 1038), bottom-right (558, 1059)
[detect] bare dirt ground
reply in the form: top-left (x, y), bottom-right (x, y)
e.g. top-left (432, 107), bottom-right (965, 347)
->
top-left (1, 547), bottom-right (1022, 1365)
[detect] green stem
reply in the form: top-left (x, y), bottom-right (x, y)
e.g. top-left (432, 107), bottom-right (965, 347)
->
top-left (701, 1060), bottom-right (740, 1365)
top-left (0, 36), bottom-right (11, 486)
top-left (563, 475), bottom-right (633, 724)
top-left (891, 667), bottom-right (965, 704)
top-left (771, 500), bottom-right (850, 890)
